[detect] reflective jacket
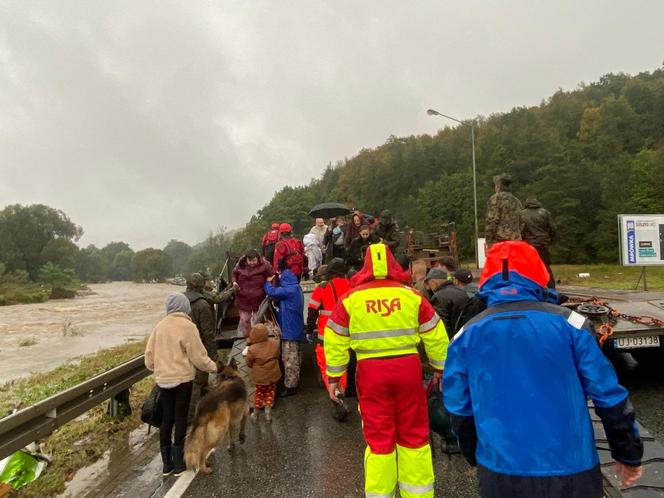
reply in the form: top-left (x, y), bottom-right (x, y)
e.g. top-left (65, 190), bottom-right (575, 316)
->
top-left (325, 244), bottom-right (448, 379)
top-left (307, 277), bottom-right (351, 338)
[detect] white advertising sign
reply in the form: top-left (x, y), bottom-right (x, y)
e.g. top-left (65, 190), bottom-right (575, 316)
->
top-left (477, 238), bottom-right (488, 269)
top-left (618, 214), bottom-right (664, 266)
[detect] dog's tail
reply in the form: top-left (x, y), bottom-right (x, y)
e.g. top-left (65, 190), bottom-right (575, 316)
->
top-left (184, 420), bottom-right (206, 472)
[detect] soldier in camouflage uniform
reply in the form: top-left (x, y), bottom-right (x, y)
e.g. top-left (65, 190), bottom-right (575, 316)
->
top-left (374, 209), bottom-right (400, 253)
top-left (200, 270), bottom-right (236, 307)
top-left (485, 174), bottom-right (523, 247)
top-left (184, 272), bottom-right (221, 422)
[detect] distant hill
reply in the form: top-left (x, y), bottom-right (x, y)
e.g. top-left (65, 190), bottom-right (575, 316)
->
top-left (232, 70), bottom-right (664, 263)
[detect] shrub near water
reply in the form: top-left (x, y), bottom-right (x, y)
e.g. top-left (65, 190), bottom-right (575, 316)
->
top-left (0, 268), bottom-right (50, 305)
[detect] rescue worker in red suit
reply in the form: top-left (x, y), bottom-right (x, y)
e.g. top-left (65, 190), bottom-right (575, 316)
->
top-left (273, 223), bottom-right (306, 280)
top-left (325, 243), bottom-right (449, 498)
top-left (306, 258), bottom-right (351, 391)
top-left (261, 223), bottom-right (280, 264)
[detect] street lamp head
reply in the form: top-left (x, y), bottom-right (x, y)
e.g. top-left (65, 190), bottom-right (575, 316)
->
top-left (426, 109), bottom-right (441, 116)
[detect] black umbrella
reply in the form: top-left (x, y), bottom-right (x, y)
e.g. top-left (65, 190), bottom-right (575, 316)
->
top-left (308, 202), bottom-right (351, 219)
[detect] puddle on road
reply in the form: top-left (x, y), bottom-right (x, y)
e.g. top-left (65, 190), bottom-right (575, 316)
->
top-left (0, 282), bottom-right (181, 383)
top-left (58, 426), bottom-right (155, 498)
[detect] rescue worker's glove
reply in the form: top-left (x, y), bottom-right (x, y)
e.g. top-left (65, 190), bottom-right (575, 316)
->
top-left (331, 390), bottom-right (351, 422)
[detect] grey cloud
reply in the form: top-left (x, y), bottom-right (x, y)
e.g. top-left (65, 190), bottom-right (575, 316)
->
top-left (0, 0), bottom-right (662, 249)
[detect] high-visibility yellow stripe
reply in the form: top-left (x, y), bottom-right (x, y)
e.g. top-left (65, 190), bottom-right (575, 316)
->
top-left (328, 320), bottom-right (350, 336)
top-left (352, 328), bottom-right (417, 340)
top-left (398, 481), bottom-right (434, 495)
top-left (418, 315), bottom-right (440, 332)
top-left (370, 244), bottom-right (388, 279)
top-left (326, 363), bottom-right (348, 373)
top-left (354, 344), bottom-right (417, 355)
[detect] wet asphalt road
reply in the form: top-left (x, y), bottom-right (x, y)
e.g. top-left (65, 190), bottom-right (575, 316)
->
top-left (181, 342), bottom-right (480, 498)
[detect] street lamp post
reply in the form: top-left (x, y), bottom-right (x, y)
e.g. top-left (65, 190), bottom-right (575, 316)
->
top-left (427, 109), bottom-right (479, 268)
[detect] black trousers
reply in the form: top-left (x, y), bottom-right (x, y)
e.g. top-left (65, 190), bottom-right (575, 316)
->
top-left (477, 464), bottom-right (602, 498)
top-left (159, 381), bottom-right (193, 447)
top-left (535, 245), bottom-right (556, 289)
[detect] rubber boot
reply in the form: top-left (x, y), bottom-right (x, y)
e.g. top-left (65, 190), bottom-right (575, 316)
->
top-left (265, 406), bottom-right (272, 423)
top-left (160, 446), bottom-right (173, 476)
top-left (172, 446), bottom-right (186, 476)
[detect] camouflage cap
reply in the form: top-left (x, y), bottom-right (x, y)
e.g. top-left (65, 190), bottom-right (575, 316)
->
top-left (187, 272), bottom-right (206, 291)
top-left (493, 174), bottom-right (512, 189)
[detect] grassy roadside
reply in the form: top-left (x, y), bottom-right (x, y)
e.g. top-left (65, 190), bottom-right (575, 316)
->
top-left (552, 264), bottom-right (664, 290)
top-left (0, 341), bottom-right (152, 497)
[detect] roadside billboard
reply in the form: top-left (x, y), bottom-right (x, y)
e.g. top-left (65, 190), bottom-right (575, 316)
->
top-left (618, 214), bottom-right (664, 266)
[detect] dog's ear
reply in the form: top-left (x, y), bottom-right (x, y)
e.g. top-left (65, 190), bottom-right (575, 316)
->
top-left (228, 358), bottom-right (237, 370)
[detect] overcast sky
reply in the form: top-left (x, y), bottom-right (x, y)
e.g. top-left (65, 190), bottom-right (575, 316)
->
top-left (1, 1), bottom-right (662, 250)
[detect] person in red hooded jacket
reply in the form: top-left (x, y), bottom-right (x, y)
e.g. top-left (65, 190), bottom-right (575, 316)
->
top-left (272, 223), bottom-right (306, 280)
top-left (262, 223), bottom-right (281, 264)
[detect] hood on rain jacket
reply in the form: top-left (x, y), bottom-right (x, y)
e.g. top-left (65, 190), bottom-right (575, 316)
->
top-left (520, 198), bottom-right (557, 247)
top-left (232, 256), bottom-right (275, 312)
top-left (264, 269), bottom-right (304, 341)
top-left (443, 241), bottom-right (642, 479)
top-left (303, 233), bottom-right (323, 273)
top-left (246, 324), bottom-right (281, 385)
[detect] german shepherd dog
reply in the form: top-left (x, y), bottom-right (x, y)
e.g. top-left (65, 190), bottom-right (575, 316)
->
top-left (185, 359), bottom-right (249, 474)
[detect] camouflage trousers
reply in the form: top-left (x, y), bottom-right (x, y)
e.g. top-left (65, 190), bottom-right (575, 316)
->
top-left (281, 340), bottom-right (301, 388)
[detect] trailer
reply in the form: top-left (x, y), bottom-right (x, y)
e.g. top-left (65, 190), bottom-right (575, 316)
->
top-left (401, 223), bottom-right (459, 268)
top-left (564, 291), bottom-right (664, 360)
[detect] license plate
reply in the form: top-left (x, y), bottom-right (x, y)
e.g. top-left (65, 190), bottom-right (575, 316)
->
top-left (613, 336), bottom-right (660, 349)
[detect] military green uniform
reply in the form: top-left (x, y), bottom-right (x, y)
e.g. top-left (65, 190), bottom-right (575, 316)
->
top-left (374, 210), bottom-right (400, 253)
top-left (485, 191), bottom-right (523, 246)
top-left (185, 273), bottom-right (227, 421)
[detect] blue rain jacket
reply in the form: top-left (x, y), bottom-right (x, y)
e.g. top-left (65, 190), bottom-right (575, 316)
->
top-left (443, 271), bottom-right (638, 477)
top-left (264, 270), bottom-right (304, 341)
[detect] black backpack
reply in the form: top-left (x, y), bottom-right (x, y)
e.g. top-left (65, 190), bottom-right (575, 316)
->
top-left (140, 385), bottom-right (162, 430)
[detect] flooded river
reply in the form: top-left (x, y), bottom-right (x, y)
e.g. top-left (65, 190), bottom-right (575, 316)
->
top-left (0, 282), bottom-right (180, 383)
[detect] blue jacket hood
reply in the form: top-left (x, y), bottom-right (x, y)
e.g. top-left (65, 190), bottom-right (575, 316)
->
top-left (479, 271), bottom-right (546, 306)
top-left (279, 269), bottom-right (299, 286)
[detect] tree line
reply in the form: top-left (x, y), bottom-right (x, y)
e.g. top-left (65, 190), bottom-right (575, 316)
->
top-left (0, 204), bottom-right (230, 302)
top-left (232, 69), bottom-right (664, 263)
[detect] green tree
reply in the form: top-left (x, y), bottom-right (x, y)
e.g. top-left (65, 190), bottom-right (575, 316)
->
top-left (0, 204), bottom-right (82, 279)
top-left (76, 245), bottom-right (108, 282)
top-left (39, 262), bottom-right (80, 299)
top-left (132, 249), bottom-right (172, 282)
top-left (163, 239), bottom-right (193, 275)
top-left (40, 238), bottom-right (79, 270)
top-left (110, 250), bottom-right (134, 281)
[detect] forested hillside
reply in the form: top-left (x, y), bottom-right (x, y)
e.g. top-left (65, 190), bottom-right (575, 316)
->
top-left (233, 70), bottom-right (664, 263)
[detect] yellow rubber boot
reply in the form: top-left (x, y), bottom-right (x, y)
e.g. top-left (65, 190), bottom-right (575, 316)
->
top-left (396, 443), bottom-right (435, 497)
top-left (364, 446), bottom-right (397, 497)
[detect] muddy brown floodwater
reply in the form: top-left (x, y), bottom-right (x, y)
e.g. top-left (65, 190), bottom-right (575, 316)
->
top-left (0, 282), bottom-right (181, 383)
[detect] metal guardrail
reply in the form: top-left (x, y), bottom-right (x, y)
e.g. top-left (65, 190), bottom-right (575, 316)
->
top-left (0, 356), bottom-right (149, 460)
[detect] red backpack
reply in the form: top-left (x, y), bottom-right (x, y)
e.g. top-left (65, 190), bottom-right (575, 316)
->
top-left (277, 238), bottom-right (304, 271)
top-left (264, 229), bottom-right (280, 246)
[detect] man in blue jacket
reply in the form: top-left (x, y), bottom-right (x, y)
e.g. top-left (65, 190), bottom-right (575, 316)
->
top-left (443, 241), bottom-right (643, 497)
top-left (265, 260), bottom-right (304, 397)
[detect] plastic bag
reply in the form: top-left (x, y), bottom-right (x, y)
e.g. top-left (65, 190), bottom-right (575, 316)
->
top-left (0, 451), bottom-right (46, 490)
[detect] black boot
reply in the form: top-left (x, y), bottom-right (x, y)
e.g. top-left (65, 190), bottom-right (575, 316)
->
top-left (172, 446), bottom-right (186, 476)
top-left (160, 446), bottom-right (173, 476)
top-left (278, 387), bottom-right (297, 398)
